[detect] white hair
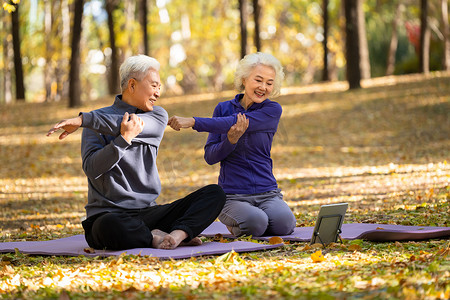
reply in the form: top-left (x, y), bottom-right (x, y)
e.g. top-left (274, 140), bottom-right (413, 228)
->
top-left (234, 52), bottom-right (284, 98)
top-left (119, 55), bottom-right (161, 91)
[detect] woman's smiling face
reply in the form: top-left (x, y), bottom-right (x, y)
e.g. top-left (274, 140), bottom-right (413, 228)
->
top-left (241, 64), bottom-right (276, 109)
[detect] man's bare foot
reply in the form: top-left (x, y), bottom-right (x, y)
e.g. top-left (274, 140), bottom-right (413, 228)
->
top-left (181, 236), bottom-right (202, 246)
top-left (159, 235), bottom-right (178, 249)
top-left (151, 229), bottom-right (201, 249)
top-left (151, 229), bottom-right (171, 249)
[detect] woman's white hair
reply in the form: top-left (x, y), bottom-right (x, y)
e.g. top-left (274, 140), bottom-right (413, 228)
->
top-left (119, 55), bottom-right (160, 91)
top-left (234, 52), bottom-right (284, 98)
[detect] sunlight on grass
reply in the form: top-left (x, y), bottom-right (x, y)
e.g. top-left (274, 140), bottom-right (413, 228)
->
top-left (0, 73), bottom-right (449, 299)
top-left (0, 246), bottom-right (448, 298)
top-left (0, 131), bottom-right (82, 146)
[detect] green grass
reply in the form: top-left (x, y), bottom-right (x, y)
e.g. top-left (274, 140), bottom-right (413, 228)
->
top-left (0, 72), bottom-right (449, 299)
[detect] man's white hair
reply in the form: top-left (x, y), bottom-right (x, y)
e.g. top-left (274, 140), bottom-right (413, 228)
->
top-left (119, 55), bottom-right (160, 91)
top-left (234, 52), bottom-right (284, 98)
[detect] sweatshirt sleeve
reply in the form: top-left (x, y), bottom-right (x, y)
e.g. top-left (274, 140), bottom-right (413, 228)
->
top-left (81, 128), bottom-right (130, 180)
top-left (80, 106), bottom-right (168, 146)
top-left (193, 101), bottom-right (282, 134)
top-left (203, 104), bottom-right (237, 165)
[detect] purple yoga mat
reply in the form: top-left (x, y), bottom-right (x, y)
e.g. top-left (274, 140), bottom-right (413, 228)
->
top-left (201, 222), bottom-right (450, 242)
top-left (2, 222), bottom-right (448, 258)
top-left (0, 235), bottom-right (282, 259)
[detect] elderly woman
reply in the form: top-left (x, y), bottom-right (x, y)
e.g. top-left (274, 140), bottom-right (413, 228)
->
top-left (168, 52), bottom-right (296, 237)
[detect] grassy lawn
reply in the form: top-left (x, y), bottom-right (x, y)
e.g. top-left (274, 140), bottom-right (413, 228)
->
top-left (0, 72), bottom-right (449, 299)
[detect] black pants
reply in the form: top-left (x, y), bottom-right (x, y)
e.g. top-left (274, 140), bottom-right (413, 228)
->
top-left (82, 184), bottom-right (226, 250)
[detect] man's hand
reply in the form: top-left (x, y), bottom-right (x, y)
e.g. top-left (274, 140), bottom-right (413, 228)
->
top-left (227, 113), bottom-right (249, 144)
top-left (46, 115), bottom-right (83, 140)
top-left (121, 112), bottom-right (145, 143)
top-left (167, 116), bottom-right (195, 131)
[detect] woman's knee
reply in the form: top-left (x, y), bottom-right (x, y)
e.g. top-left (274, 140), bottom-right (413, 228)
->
top-left (268, 210), bottom-right (296, 235)
top-left (239, 211), bottom-right (269, 237)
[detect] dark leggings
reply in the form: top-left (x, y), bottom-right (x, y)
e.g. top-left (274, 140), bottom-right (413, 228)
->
top-left (82, 184), bottom-right (226, 250)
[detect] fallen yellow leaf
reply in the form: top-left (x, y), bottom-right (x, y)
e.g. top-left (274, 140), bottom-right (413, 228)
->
top-left (215, 250), bottom-right (239, 264)
top-left (348, 244), bottom-right (362, 251)
top-left (268, 236), bottom-right (284, 245)
top-left (311, 250), bottom-right (326, 263)
top-left (300, 244), bottom-right (311, 251)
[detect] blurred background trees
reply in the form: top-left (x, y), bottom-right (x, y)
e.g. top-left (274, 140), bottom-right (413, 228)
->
top-left (0, 0), bottom-right (448, 106)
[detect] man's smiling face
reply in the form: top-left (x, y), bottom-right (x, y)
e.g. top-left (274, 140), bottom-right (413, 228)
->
top-left (129, 69), bottom-right (161, 112)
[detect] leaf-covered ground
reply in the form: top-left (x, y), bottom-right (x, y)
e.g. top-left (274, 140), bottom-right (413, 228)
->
top-left (0, 73), bottom-right (449, 299)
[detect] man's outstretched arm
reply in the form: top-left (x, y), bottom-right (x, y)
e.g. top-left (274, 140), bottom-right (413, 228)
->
top-left (46, 115), bottom-right (83, 140)
top-left (47, 112), bottom-right (144, 143)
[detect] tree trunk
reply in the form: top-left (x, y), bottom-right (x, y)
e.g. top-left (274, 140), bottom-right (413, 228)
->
top-left (125, 0), bottom-right (135, 57)
top-left (239, 0), bottom-right (248, 58)
top-left (2, 8), bottom-right (12, 104)
top-left (344, 0), bottom-right (361, 89)
top-left (69, 0), bottom-right (84, 108)
top-left (139, 0), bottom-right (149, 56)
top-left (386, 3), bottom-right (404, 76)
top-left (105, 0), bottom-right (120, 95)
top-left (442, 0), bottom-right (450, 71)
top-left (11, 2), bottom-right (25, 101)
top-left (357, 0), bottom-right (370, 79)
top-left (59, 0), bottom-right (70, 101)
top-left (253, 0), bottom-right (261, 52)
top-left (44, 0), bottom-right (53, 102)
top-left (322, 0), bottom-right (330, 81)
top-left (419, 0), bottom-right (430, 74)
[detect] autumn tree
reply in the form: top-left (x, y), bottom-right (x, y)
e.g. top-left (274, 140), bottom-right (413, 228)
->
top-left (69, 0), bottom-right (84, 107)
top-left (139, 0), bottom-right (149, 55)
top-left (44, 0), bottom-right (67, 102)
top-left (239, 0), bottom-right (248, 58)
top-left (322, 0), bottom-right (330, 81)
top-left (105, 0), bottom-right (120, 95)
top-left (357, 0), bottom-right (370, 79)
top-left (344, 0), bottom-right (361, 89)
top-left (253, 0), bottom-right (261, 52)
top-left (419, 0), bottom-right (430, 74)
top-left (44, 0), bottom-right (53, 102)
top-left (7, 0), bottom-right (25, 101)
top-left (386, 2), bottom-right (404, 76)
top-left (1, 7), bottom-right (12, 103)
top-left (441, 0), bottom-right (449, 70)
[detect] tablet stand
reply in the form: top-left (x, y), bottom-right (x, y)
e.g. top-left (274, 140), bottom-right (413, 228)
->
top-left (311, 214), bottom-right (344, 248)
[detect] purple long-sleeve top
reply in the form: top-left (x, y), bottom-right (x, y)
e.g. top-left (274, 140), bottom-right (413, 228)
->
top-left (193, 94), bottom-right (282, 194)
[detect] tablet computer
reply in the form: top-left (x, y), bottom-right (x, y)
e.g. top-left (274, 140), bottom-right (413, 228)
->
top-left (310, 203), bottom-right (348, 245)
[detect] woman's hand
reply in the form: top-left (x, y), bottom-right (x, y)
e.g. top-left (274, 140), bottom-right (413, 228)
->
top-left (227, 113), bottom-right (249, 144)
top-left (168, 116), bottom-right (195, 131)
top-left (120, 112), bottom-right (145, 143)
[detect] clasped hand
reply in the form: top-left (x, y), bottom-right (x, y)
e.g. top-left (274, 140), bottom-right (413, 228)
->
top-left (120, 112), bottom-right (144, 143)
top-left (227, 113), bottom-right (249, 144)
top-left (167, 116), bottom-right (195, 131)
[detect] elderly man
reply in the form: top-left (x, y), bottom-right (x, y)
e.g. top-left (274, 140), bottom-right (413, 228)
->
top-left (47, 55), bottom-right (225, 250)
